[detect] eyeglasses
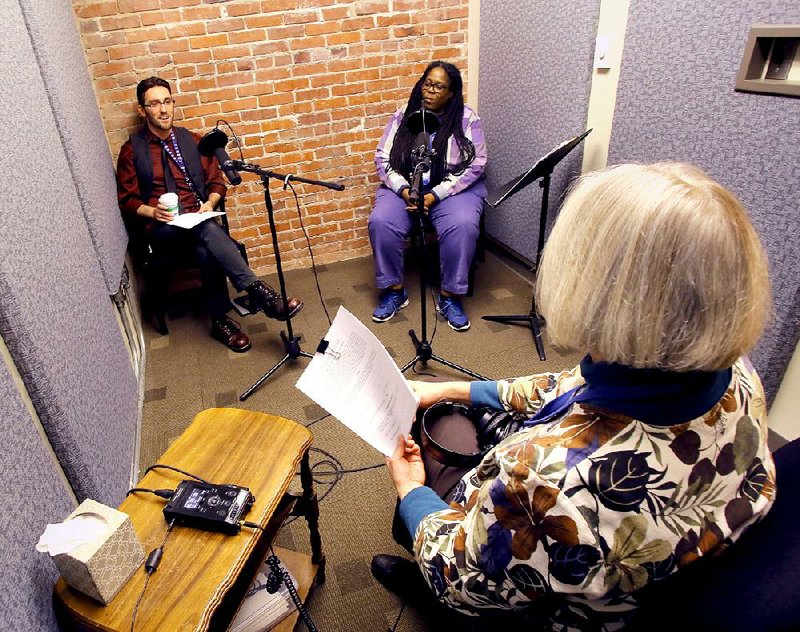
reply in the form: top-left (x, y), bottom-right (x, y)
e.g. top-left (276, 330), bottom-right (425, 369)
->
top-left (422, 79), bottom-right (449, 94)
top-left (144, 98), bottom-right (175, 109)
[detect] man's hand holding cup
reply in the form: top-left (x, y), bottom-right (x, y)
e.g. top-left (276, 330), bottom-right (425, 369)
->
top-left (156, 192), bottom-right (180, 222)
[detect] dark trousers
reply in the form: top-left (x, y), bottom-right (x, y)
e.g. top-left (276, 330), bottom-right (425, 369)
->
top-left (148, 220), bottom-right (257, 318)
top-left (392, 410), bottom-right (480, 552)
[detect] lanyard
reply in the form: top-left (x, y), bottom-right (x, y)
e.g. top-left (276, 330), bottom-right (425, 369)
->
top-left (162, 131), bottom-right (201, 201)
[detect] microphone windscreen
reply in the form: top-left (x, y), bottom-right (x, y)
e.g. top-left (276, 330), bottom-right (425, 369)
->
top-left (405, 109), bottom-right (440, 136)
top-left (197, 128), bottom-right (229, 156)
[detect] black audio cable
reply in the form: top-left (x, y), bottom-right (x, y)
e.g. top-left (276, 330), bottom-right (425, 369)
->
top-left (266, 545), bottom-right (318, 632)
top-left (130, 519), bottom-right (176, 632)
top-left (126, 487), bottom-right (174, 499)
top-left (239, 523), bottom-right (319, 632)
top-left (143, 464), bottom-right (211, 484)
top-left (284, 179), bottom-right (333, 326)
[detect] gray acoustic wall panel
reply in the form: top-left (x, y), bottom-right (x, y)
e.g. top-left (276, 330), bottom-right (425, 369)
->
top-left (17, 0), bottom-right (127, 296)
top-left (478, 1), bottom-right (599, 262)
top-left (607, 0), bottom-right (800, 402)
top-left (0, 358), bottom-right (76, 631)
top-left (0, 1), bottom-right (138, 505)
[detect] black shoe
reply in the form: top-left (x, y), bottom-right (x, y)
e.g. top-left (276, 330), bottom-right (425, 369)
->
top-left (371, 554), bottom-right (455, 625)
top-left (246, 280), bottom-right (303, 321)
top-left (371, 554), bottom-right (426, 598)
top-left (210, 316), bottom-right (251, 353)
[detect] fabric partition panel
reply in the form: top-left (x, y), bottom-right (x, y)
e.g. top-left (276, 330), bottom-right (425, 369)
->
top-left (478, 1), bottom-right (599, 263)
top-left (0, 358), bottom-right (76, 631)
top-left (607, 0), bottom-right (800, 402)
top-left (17, 0), bottom-right (127, 296)
top-left (0, 0), bottom-right (138, 505)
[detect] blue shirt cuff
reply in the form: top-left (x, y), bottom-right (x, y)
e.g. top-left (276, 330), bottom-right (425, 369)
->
top-left (399, 486), bottom-right (449, 537)
top-left (470, 380), bottom-right (501, 409)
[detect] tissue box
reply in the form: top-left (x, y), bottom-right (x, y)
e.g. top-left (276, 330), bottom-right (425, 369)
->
top-left (53, 499), bottom-right (145, 605)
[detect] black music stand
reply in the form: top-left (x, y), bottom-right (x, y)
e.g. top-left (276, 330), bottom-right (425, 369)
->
top-left (481, 129), bottom-right (591, 361)
top-left (237, 162), bottom-right (344, 401)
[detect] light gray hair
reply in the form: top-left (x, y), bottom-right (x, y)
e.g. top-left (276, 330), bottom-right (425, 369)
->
top-left (536, 162), bottom-right (771, 371)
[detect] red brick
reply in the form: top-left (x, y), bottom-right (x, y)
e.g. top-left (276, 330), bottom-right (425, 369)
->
top-left (266, 25), bottom-right (305, 40)
top-left (108, 43), bottom-right (150, 60)
top-left (161, 0), bottom-right (200, 7)
top-left (304, 21), bottom-right (341, 36)
top-left (90, 60), bottom-right (134, 77)
top-left (257, 93), bottom-right (293, 107)
top-left (171, 50), bottom-right (211, 65)
top-left (98, 14), bottom-right (141, 31)
top-left (74, 1), bottom-right (118, 19)
top-left (326, 31), bottom-right (360, 46)
top-left (149, 39), bottom-right (190, 53)
top-left (244, 14), bottom-right (283, 29)
top-left (221, 97), bottom-right (258, 113)
top-left (181, 103), bottom-right (222, 119)
top-left (288, 35), bottom-right (326, 50)
top-left (79, 19), bottom-right (100, 34)
top-left (83, 31), bottom-right (126, 47)
top-left (199, 87), bottom-right (237, 103)
top-left (229, 30), bottom-right (267, 44)
top-left (117, 0), bottom-right (159, 11)
top-left (181, 5), bottom-right (222, 19)
top-left (140, 10), bottom-right (180, 26)
top-left (206, 18), bottom-right (246, 34)
top-left (212, 45), bottom-right (251, 60)
top-left (226, 2), bottom-right (265, 16)
top-left (124, 26), bottom-right (166, 44)
top-left (132, 53), bottom-right (171, 71)
top-left (355, 1), bottom-right (389, 16)
top-left (284, 11), bottom-right (319, 25)
top-left (84, 48), bottom-right (109, 64)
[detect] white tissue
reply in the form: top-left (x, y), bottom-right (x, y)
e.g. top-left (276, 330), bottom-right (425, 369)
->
top-left (36, 512), bottom-right (109, 556)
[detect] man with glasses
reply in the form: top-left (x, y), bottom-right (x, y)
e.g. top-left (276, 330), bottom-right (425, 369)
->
top-left (369, 61), bottom-right (487, 331)
top-left (116, 76), bottom-right (303, 352)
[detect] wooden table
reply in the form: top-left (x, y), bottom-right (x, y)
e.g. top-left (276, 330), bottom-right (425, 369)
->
top-left (54, 408), bottom-right (325, 631)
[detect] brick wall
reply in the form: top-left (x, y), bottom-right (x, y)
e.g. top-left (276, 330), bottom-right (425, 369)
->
top-left (71, 0), bottom-right (471, 274)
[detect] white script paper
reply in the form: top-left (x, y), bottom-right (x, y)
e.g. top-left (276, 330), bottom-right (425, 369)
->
top-left (168, 210), bottom-right (225, 229)
top-left (296, 306), bottom-right (418, 456)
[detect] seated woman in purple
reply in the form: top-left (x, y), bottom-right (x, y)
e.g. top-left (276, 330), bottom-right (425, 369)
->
top-left (368, 61), bottom-right (487, 331)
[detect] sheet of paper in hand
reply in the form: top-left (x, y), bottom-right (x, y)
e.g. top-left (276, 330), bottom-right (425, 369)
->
top-left (296, 306), bottom-right (418, 456)
top-left (168, 210), bottom-right (225, 229)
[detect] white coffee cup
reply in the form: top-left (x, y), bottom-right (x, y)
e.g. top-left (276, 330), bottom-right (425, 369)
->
top-left (158, 192), bottom-right (180, 217)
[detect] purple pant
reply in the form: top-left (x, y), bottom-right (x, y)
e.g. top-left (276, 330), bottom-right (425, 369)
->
top-left (368, 182), bottom-right (486, 295)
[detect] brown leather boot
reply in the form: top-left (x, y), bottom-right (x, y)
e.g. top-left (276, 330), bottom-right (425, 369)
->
top-left (246, 280), bottom-right (303, 321)
top-left (210, 316), bottom-right (251, 353)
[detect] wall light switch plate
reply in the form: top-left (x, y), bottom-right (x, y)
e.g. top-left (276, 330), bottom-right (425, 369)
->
top-left (594, 35), bottom-right (612, 69)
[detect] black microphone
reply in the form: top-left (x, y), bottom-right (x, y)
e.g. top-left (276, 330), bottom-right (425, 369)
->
top-left (197, 127), bottom-right (241, 185)
top-left (406, 107), bottom-right (440, 151)
top-left (405, 108), bottom-right (439, 207)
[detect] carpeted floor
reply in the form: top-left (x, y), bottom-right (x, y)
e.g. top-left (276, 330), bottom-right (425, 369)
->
top-left (139, 247), bottom-right (584, 631)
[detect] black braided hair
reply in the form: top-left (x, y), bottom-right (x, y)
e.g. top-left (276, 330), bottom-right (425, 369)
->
top-left (388, 61), bottom-right (476, 187)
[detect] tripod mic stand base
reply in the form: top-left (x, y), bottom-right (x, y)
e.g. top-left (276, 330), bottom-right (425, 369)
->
top-left (481, 314), bottom-right (547, 361)
top-left (239, 330), bottom-right (313, 401)
top-left (400, 329), bottom-right (490, 381)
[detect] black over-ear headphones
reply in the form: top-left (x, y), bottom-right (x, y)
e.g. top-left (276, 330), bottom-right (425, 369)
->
top-left (420, 401), bottom-right (524, 468)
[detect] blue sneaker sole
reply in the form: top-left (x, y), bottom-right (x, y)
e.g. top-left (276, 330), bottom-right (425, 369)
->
top-left (372, 297), bottom-right (410, 322)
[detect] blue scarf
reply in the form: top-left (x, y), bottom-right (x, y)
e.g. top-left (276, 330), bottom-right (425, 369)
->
top-left (524, 356), bottom-right (732, 428)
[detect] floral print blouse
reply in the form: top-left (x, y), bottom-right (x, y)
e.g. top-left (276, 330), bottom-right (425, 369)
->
top-left (413, 357), bottom-right (775, 630)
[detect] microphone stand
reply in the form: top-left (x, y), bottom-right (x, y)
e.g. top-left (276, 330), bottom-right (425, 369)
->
top-left (401, 146), bottom-right (488, 381)
top-left (236, 160), bottom-right (345, 401)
